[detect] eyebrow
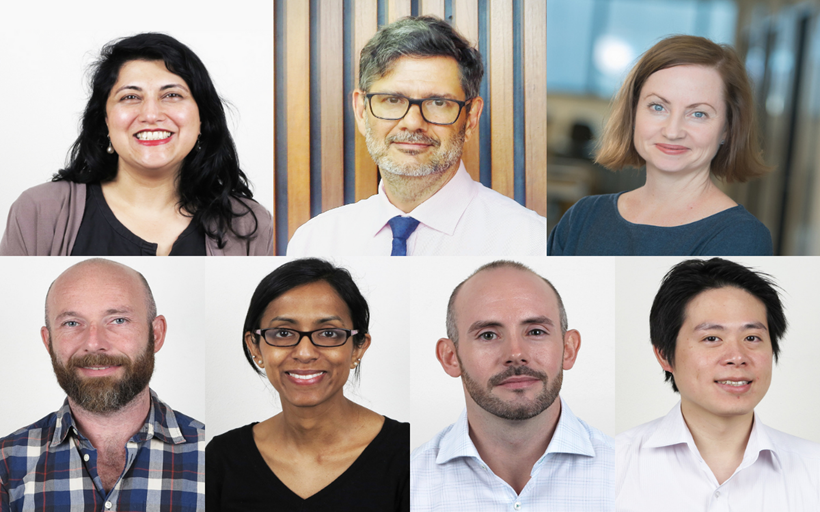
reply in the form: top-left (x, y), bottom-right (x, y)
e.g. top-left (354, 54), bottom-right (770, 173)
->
top-left (467, 316), bottom-right (554, 334)
top-left (113, 83), bottom-right (190, 95)
top-left (643, 93), bottom-right (717, 111)
top-left (54, 308), bottom-right (133, 322)
top-left (693, 322), bottom-right (768, 332)
top-left (265, 315), bottom-right (344, 326)
top-left (373, 90), bottom-right (462, 101)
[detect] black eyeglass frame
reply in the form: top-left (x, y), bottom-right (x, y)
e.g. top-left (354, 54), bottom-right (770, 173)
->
top-left (365, 93), bottom-right (469, 125)
top-left (254, 327), bottom-right (360, 348)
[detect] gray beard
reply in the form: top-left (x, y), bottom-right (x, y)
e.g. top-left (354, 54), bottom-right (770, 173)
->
top-left (364, 118), bottom-right (466, 177)
top-left (460, 361), bottom-right (561, 421)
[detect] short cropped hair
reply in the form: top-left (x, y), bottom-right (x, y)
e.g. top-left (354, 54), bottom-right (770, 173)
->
top-left (358, 15), bottom-right (484, 101)
top-left (650, 258), bottom-right (786, 392)
top-left (596, 35), bottom-right (770, 183)
top-left (446, 261), bottom-right (568, 343)
top-left (243, 258), bottom-right (370, 378)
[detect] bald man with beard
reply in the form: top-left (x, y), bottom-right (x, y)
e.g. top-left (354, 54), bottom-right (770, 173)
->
top-left (0, 259), bottom-right (204, 512)
top-left (411, 261), bottom-right (614, 511)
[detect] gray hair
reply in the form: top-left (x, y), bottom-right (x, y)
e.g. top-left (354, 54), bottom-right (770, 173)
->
top-left (358, 15), bottom-right (484, 101)
top-left (446, 261), bottom-right (568, 343)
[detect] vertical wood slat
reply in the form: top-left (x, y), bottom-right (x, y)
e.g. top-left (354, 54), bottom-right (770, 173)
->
top-left (490, 0), bottom-right (514, 198)
top-left (286, 0), bottom-right (311, 238)
top-left (271, 3), bottom-right (277, 256)
top-left (388, 0), bottom-right (412, 22)
top-left (320, 1), bottom-right (345, 211)
top-left (523, 0), bottom-right (546, 216)
top-left (452, 0), bottom-right (481, 182)
top-left (354, 0), bottom-right (379, 201)
top-left (420, 0), bottom-right (445, 17)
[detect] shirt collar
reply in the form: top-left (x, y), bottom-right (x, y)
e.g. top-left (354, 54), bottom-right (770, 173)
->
top-left (371, 161), bottom-right (479, 237)
top-left (436, 397), bottom-right (596, 470)
top-left (50, 388), bottom-right (188, 447)
top-left (644, 401), bottom-right (781, 470)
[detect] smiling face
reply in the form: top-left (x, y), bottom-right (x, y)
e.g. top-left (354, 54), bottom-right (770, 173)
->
top-left (440, 267), bottom-right (579, 421)
top-left (245, 281), bottom-right (370, 409)
top-left (354, 56), bottom-right (482, 179)
top-left (105, 59), bottom-right (201, 177)
top-left (41, 260), bottom-right (165, 413)
top-left (657, 286), bottom-right (773, 422)
top-left (633, 64), bottom-right (727, 177)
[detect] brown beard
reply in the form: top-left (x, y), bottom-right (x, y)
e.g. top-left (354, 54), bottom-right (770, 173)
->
top-left (460, 358), bottom-right (562, 421)
top-left (50, 331), bottom-right (155, 414)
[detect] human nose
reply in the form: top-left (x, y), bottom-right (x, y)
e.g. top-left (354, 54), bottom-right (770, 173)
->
top-left (291, 333), bottom-right (319, 360)
top-left (721, 338), bottom-right (749, 367)
top-left (139, 97), bottom-right (164, 123)
top-left (397, 102), bottom-right (429, 131)
top-left (82, 323), bottom-right (112, 352)
top-left (661, 112), bottom-right (685, 140)
top-left (504, 334), bottom-right (529, 366)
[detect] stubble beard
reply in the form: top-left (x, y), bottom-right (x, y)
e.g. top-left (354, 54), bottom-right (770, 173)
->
top-left (460, 357), bottom-right (562, 421)
top-left (364, 117), bottom-right (466, 178)
top-left (50, 331), bottom-right (155, 414)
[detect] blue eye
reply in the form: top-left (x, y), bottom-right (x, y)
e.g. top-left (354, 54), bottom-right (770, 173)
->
top-left (693, 111), bottom-right (706, 118)
top-left (651, 104), bottom-right (664, 112)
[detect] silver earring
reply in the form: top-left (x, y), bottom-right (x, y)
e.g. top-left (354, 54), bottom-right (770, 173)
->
top-left (196, 134), bottom-right (202, 151)
top-left (107, 137), bottom-right (115, 154)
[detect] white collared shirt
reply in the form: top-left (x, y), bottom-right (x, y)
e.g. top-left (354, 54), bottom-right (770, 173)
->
top-left (616, 402), bottom-right (820, 511)
top-left (286, 162), bottom-right (547, 256)
top-left (411, 398), bottom-right (615, 511)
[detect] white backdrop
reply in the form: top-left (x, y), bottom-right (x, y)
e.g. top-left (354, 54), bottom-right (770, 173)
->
top-left (616, 257), bottom-right (820, 442)
top-left (0, 257), bottom-right (207, 437)
top-left (205, 257), bottom-right (414, 442)
top-left (409, 257), bottom-right (617, 451)
top-left (0, 1), bottom-right (273, 226)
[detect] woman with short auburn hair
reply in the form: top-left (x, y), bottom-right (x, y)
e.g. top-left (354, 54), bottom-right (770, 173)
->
top-left (549, 35), bottom-right (772, 256)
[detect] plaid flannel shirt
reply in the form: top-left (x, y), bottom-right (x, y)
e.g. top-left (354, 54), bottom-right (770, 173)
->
top-left (0, 389), bottom-right (204, 512)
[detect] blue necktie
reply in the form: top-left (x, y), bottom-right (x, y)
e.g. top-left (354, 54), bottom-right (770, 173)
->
top-left (388, 216), bottom-right (420, 256)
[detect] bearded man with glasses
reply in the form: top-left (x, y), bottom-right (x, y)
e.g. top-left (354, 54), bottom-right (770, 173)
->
top-left (287, 16), bottom-right (546, 257)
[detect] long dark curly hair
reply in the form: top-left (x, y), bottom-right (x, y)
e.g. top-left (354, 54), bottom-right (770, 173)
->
top-left (53, 32), bottom-right (259, 248)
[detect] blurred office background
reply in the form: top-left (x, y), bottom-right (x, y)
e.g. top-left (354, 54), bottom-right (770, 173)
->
top-left (548, 0), bottom-right (820, 255)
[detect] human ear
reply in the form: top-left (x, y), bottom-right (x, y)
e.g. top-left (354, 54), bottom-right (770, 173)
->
top-left (151, 315), bottom-right (167, 353)
top-left (654, 346), bottom-right (674, 372)
top-left (436, 338), bottom-right (462, 378)
top-left (562, 329), bottom-right (581, 370)
top-left (351, 333), bottom-right (372, 368)
top-left (463, 96), bottom-right (484, 143)
top-left (352, 89), bottom-right (368, 137)
top-left (245, 332), bottom-right (264, 367)
top-left (40, 326), bottom-right (51, 354)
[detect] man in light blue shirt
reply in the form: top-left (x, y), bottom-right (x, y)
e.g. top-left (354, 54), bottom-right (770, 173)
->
top-left (411, 261), bottom-right (614, 511)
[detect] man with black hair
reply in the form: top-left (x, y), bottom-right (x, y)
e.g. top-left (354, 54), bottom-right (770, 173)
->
top-left (287, 16), bottom-right (546, 257)
top-left (617, 257), bottom-right (820, 510)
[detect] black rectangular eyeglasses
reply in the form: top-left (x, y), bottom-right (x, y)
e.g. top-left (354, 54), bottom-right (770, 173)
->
top-left (365, 93), bottom-right (468, 125)
top-left (255, 327), bottom-right (359, 347)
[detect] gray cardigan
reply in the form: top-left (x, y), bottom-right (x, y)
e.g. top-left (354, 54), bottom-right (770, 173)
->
top-left (0, 181), bottom-right (273, 256)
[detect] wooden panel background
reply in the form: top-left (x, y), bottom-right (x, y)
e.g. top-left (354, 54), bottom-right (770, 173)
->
top-left (274, 0), bottom-right (546, 254)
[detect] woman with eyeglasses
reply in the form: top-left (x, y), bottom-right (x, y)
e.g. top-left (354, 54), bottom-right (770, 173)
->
top-left (206, 258), bottom-right (409, 511)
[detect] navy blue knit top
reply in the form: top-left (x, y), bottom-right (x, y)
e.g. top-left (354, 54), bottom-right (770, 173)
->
top-left (548, 193), bottom-right (773, 256)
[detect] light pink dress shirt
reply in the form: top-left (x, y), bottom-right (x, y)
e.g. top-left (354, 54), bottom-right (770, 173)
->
top-left (286, 162), bottom-right (546, 256)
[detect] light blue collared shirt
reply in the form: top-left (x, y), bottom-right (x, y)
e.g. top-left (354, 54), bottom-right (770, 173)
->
top-left (410, 398), bottom-right (615, 511)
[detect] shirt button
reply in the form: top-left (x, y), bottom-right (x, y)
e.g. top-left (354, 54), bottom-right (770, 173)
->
top-left (83, 454), bottom-right (89, 462)
top-left (715, 491), bottom-right (720, 498)
top-left (105, 502), bottom-right (112, 509)
top-left (514, 502), bottom-right (522, 510)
